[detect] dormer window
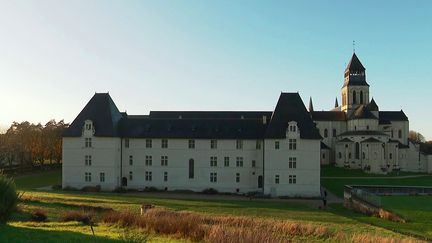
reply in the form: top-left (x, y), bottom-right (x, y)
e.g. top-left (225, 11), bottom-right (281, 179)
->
top-left (287, 121), bottom-right (298, 136)
top-left (83, 120), bottom-right (95, 136)
top-left (85, 123), bottom-right (92, 130)
top-left (289, 124), bottom-right (297, 132)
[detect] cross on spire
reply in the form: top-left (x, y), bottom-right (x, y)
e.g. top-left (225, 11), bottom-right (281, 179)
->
top-left (353, 40), bottom-right (355, 53)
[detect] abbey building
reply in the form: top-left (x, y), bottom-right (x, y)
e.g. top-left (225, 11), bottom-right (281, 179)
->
top-left (62, 53), bottom-right (428, 197)
top-left (311, 53), bottom-right (426, 173)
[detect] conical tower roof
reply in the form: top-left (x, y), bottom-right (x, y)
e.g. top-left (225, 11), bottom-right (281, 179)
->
top-left (63, 93), bottom-right (124, 137)
top-left (366, 98), bottom-right (379, 111)
top-left (346, 53), bottom-right (365, 71)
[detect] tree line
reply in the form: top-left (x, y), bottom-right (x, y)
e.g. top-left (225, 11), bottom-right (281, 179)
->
top-left (0, 120), bottom-right (68, 169)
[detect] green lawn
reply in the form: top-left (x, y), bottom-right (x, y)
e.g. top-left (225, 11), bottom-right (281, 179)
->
top-left (380, 196), bottom-right (432, 239)
top-left (321, 165), bottom-right (428, 177)
top-left (1, 169), bottom-right (429, 242)
top-left (322, 175), bottom-right (432, 198)
top-left (14, 170), bottom-right (62, 190)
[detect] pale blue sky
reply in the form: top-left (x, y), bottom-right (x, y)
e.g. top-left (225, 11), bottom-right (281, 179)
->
top-left (0, 1), bottom-right (431, 139)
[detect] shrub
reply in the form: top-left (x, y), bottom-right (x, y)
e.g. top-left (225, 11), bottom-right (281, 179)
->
top-left (0, 173), bottom-right (19, 223)
top-left (202, 188), bottom-right (218, 194)
top-left (31, 209), bottom-right (47, 222)
top-left (113, 187), bottom-right (127, 193)
top-left (51, 184), bottom-right (62, 190)
top-left (81, 185), bottom-right (101, 192)
top-left (63, 186), bottom-right (78, 191)
top-left (143, 187), bottom-right (160, 192)
top-left (61, 210), bottom-right (95, 225)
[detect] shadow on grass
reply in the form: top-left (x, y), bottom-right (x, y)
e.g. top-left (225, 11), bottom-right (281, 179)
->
top-left (22, 199), bottom-right (113, 213)
top-left (0, 223), bottom-right (122, 243)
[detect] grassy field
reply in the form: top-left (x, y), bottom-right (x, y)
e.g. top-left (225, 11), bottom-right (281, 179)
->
top-left (321, 165), bottom-right (428, 177)
top-left (1, 169), bottom-right (430, 242)
top-left (322, 176), bottom-right (432, 197)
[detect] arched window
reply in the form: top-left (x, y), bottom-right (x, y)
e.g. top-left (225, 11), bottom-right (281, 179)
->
top-left (355, 142), bottom-right (360, 159)
top-left (362, 152), bottom-right (366, 159)
top-left (324, 129), bottom-right (328, 138)
top-left (188, 159), bottom-right (194, 179)
top-left (353, 91), bottom-right (357, 104)
top-left (360, 91), bottom-right (364, 104)
top-left (338, 152), bottom-right (342, 159)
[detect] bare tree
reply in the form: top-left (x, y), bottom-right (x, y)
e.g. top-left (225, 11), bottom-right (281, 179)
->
top-left (409, 130), bottom-right (426, 144)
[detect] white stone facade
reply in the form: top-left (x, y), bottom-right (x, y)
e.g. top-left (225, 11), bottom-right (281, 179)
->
top-left (62, 93), bottom-right (322, 197)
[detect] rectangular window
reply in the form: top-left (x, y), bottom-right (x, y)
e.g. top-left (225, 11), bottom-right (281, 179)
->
top-left (275, 141), bottom-right (280, 150)
top-left (252, 160), bottom-right (256, 167)
top-left (236, 140), bottom-right (243, 149)
top-left (210, 172), bottom-right (217, 183)
top-left (161, 156), bottom-right (168, 166)
top-left (236, 157), bottom-right (243, 167)
top-left (85, 155), bottom-right (92, 166)
top-left (236, 173), bottom-right (240, 183)
top-left (289, 125), bottom-right (297, 132)
top-left (189, 159), bottom-right (194, 179)
top-left (145, 171), bottom-right (152, 181)
top-left (289, 175), bottom-right (297, 184)
top-left (332, 129), bottom-right (337, 137)
top-left (224, 157), bottom-right (230, 167)
top-left (210, 140), bottom-right (217, 149)
top-left (275, 175), bottom-right (279, 184)
top-left (125, 138), bottom-right (129, 148)
top-left (129, 155), bottom-right (133, 166)
top-left (256, 140), bottom-right (261, 150)
top-left (146, 139), bottom-right (152, 148)
top-left (164, 171), bottom-right (168, 182)
top-left (188, 139), bottom-right (195, 149)
top-left (99, 172), bottom-right (105, 182)
top-left (145, 155), bottom-right (152, 166)
top-left (85, 172), bottom-right (92, 182)
top-left (129, 171), bottom-right (133, 181)
top-left (289, 157), bottom-right (297, 169)
top-left (161, 139), bottom-right (168, 148)
top-left (210, 156), bottom-right (217, 167)
top-left (289, 139), bottom-right (297, 150)
top-left (85, 138), bottom-right (92, 148)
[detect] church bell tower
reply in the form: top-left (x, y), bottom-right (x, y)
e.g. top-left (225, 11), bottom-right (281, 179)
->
top-left (341, 53), bottom-right (370, 114)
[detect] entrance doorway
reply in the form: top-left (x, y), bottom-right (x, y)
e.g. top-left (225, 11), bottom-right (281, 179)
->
top-left (258, 176), bottom-right (263, 188)
top-left (122, 177), bottom-right (128, 187)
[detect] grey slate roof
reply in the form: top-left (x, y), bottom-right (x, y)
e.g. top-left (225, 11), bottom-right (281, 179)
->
top-left (366, 98), bottom-right (379, 111)
top-left (149, 111), bottom-right (272, 120)
top-left (379, 111), bottom-right (408, 122)
top-left (119, 117), bottom-right (267, 139)
top-left (343, 53), bottom-right (369, 87)
top-left (349, 105), bottom-right (377, 120)
top-left (339, 130), bottom-right (388, 137)
top-left (361, 137), bottom-right (382, 143)
top-left (63, 93), bottom-right (123, 137)
top-left (265, 93), bottom-right (321, 139)
top-left (338, 138), bottom-right (353, 143)
top-left (64, 93), bottom-right (321, 140)
top-left (346, 53), bottom-right (365, 71)
top-left (321, 142), bottom-right (331, 150)
top-left (311, 111), bottom-right (346, 121)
